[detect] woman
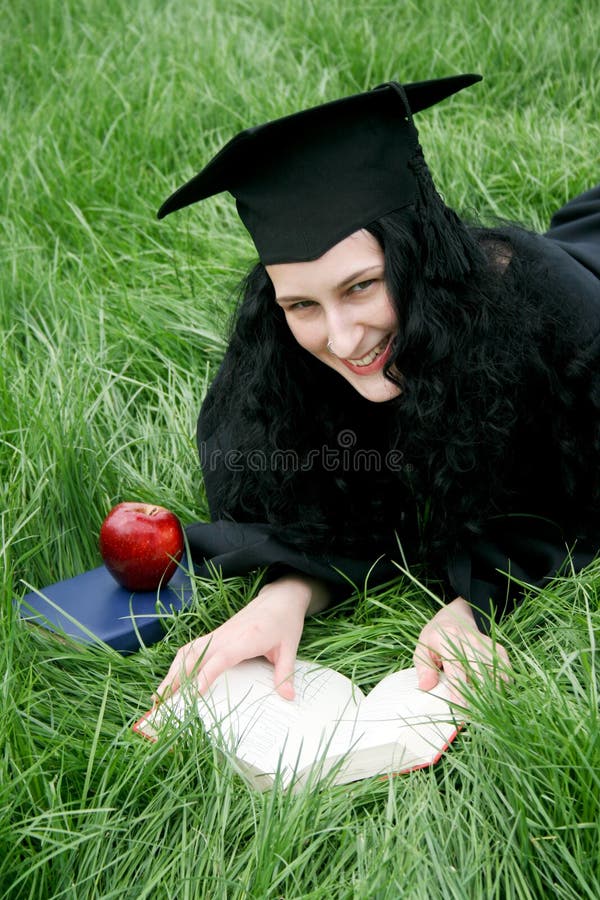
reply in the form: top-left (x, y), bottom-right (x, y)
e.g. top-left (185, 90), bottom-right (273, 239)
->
top-left (154, 74), bottom-right (600, 703)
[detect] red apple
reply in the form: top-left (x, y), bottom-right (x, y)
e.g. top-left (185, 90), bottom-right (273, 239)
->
top-left (99, 502), bottom-right (184, 591)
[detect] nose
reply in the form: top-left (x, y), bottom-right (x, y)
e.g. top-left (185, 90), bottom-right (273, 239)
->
top-left (326, 307), bottom-right (364, 360)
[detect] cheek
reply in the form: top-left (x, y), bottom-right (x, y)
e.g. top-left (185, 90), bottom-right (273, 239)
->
top-left (284, 317), bottom-right (324, 354)
top-left (382, 294), bottom-right (399, 329)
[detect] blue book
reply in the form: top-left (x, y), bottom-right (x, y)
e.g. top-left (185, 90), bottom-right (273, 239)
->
top-left (17, 558), bottom-right (195, 653)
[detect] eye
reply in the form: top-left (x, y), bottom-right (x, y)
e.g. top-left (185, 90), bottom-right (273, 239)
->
top-left (349, 279), bottom-right (375, 294)
top-left (289, 299), bottom-right (316, 311)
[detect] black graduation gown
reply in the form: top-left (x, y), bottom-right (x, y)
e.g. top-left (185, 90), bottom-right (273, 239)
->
top-left (185, 185), bottom-right (600, 630)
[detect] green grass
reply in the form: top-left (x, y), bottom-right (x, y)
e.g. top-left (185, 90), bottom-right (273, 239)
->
top-left (2, 0), bottom-right (599, 896)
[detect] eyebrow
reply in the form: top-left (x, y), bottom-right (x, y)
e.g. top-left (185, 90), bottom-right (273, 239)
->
top-left (275, 265), bottom-right (383, 304)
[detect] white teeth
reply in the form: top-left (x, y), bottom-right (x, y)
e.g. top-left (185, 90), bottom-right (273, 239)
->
top-left (348, 336), bottom-right (389, 367)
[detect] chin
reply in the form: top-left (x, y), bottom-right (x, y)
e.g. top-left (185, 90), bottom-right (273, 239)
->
top-left (349, 377), bottom-right (402, 403)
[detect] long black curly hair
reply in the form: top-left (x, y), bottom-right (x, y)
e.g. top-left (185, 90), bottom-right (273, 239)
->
top-left (198, 197), bottom-right (599, 575)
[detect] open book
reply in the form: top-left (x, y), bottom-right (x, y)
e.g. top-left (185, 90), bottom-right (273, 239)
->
top-left (134, 658), bottom-right (460, 791)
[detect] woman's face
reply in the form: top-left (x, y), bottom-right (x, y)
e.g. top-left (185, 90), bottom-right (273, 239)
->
top-left (267, 230), bottom-right (402, 403)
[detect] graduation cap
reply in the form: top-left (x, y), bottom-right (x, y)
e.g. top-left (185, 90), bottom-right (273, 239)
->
top-left (158, 74), bottom-right (482, 265)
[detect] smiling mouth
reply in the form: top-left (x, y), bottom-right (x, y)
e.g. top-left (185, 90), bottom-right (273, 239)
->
top-left (339, 334), bottom-right (394, 376)
top-left (347, 336), bottom-right (391, 367)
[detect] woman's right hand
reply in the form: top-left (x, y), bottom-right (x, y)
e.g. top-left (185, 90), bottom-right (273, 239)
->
top-left (154, 574), bottom-right (329, 702)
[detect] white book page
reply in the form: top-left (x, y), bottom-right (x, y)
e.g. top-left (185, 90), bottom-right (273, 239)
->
top-left (150, 658), bottom-right (364, 781)
top-left (324, 668), bottom-right (458, 770)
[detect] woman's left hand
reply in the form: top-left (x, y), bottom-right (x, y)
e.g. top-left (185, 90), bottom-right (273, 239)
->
top-left (414, 596), bottom-right (510, 704)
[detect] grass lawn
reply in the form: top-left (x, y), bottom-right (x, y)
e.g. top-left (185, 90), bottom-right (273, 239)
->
top-left (2, 0), bottom-right (599, 896)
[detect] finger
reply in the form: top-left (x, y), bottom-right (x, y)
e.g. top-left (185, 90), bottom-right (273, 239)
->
top-left (460, 640), bottom-right (512, 688)
top-left (413, 637), bottom-right (443, 669)
top-left (154, 637), bottom-right (212, 700)
top-left (193, 646), bottom-right (245, 695)
top-left (413, 640), bottom-right (443, 691)
top-left (440, 656), bottom-right (469, 706)
top-left (496, 645), bottom-right (512, 682)
top-left (416, 665), bottom-right (440, 692)
top-left (272, 645), bottom-right (298, 700)
top-left (413, 648), bottom-right (441, 691)
top-left (154, 657), bottom-right (185, 701)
